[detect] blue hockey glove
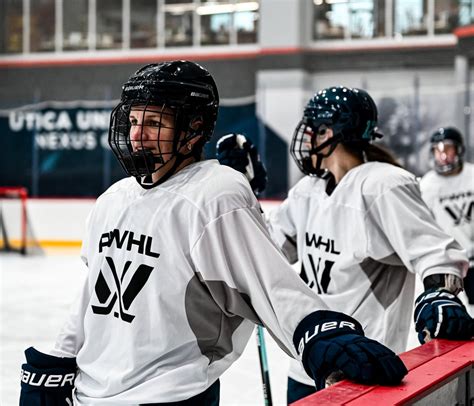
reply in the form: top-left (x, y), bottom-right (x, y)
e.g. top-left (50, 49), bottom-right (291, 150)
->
top-left (216, 133), bottom-right (267, 195)
top-left (464, 264), bottom-right (474, 304)
top-left (216, 133), bottom-right (249, 173)
top-left (414, 288), bottom-right (474, 344)
top-left (293, 310), bottom-right (408, 390)
top-left (20, 347), bottom-right (77, 406)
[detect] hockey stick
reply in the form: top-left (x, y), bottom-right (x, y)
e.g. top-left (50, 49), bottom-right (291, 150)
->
top-left (256, 325), bottom-right (273, 406)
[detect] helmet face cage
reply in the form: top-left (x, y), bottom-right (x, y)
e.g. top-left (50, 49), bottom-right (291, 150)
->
top-left (291, 120), bottom-right (339, 177)
top-left (109, 100), bottom-right (181, 178)
top-left (291, 120), bottom-right (315, 176)
top-left (430, 127), bottom-right (465, 174)
top-left (291, 86), bottom-right (380, 177)
top-left (108, 61), bottom-right (219, 185)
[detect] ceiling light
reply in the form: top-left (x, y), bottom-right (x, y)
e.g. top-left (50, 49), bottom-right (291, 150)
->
top-left (196, 2), bottom-right (259, 15)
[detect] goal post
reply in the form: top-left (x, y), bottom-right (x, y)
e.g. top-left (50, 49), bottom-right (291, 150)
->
top-left (0, 186), bottom-right (33, 255)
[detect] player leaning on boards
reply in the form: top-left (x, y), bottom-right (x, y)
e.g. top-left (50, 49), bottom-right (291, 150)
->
top-left (217, 86), bottom-right (473, 403)
top-left (420, 127), bottom-right (474, 311)
top-left (19, 63), bottom-right (407, 405)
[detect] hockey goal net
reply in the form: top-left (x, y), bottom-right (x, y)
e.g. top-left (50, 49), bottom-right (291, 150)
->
top-left (0, 187), bottom-right (40, 255)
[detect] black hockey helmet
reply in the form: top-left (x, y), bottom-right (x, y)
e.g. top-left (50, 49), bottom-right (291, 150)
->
top-left (109, 60), bottom-right (219, 187)
top-left (291, 86), bottom-right (382, 177)
top-left (430, 127), bottom-right (464, 174)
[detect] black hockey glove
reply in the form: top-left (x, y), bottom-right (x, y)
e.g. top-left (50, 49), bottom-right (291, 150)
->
top-left (20, 347), bottom-right (77, 406)
top-left (414, 288), bottom-right (474, 344)
top-left (293, 310), bottom-right (408, 391)
top-left (464, 263), bottom-right (474, 304)
top-left (216, 133), bottom-right (267, 196)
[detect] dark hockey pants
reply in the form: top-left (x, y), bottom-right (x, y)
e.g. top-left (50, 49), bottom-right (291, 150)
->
top-left (142, 379), bottom-right (220, 406)
top-left (465, 266), bottom-right (474, 304)
top-left (287, 377), bottom-right (315, 404)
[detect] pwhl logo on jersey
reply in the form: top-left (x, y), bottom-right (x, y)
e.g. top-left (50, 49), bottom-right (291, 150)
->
top-left (444, 201), bottom-right (473, 225)
top-left (301, 232), bottom-right (341, 294)
top-left (91, 256), bottom-right (155, 323)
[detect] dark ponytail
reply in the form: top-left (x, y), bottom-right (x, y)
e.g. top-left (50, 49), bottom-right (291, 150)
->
top-left (364, 143), bottom-right (403, 168)
top-left (344, 141), bottom-right (403, 168)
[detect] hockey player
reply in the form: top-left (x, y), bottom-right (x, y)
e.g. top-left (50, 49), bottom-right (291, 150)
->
top-left (217, 86), bottom-right (473, 403)
top-left (19, 63), bottom-right (407, 406)
top-left (420, 127), bottom-right (474, 308)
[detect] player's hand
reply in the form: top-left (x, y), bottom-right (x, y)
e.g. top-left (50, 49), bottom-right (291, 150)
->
top-left (20, 347), bottom-right (76, 406)
top-left (307, 334), bottom-right (408, 390)
top-left (294, 310), bottom-right (408, 391)
top-left (414, 288), bottom-right (474, 344)
top-left (216, 133), bottom-right (249, 173)
top-left (216, 133), bottom-right (267, 195)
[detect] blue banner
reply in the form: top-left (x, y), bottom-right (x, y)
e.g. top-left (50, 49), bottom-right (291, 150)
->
top-left (0, 101), bottom-right (287, 198)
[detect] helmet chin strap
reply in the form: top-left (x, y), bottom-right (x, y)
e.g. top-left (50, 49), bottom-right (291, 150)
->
top-left (310, 134), bottom-right (341, 177)
top-left (313, 155), bottom-right (326, 177)
top-left (137, 140), bottom-right (201, 189)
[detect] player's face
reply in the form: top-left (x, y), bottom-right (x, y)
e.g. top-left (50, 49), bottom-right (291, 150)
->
top-left (129, 105), bottom-right (176, 156)
top-left (128, 105), bottom-right (202, 183)
top-left (311, 125), bottom-right (333, 168)
top-left (313, 125), bottom-right (331, 147)
top-left (432, 141), bottom-right (457, 167)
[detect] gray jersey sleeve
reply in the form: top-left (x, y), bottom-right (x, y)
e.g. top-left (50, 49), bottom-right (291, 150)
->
top-left (190, 205), bottom-right (327, 358)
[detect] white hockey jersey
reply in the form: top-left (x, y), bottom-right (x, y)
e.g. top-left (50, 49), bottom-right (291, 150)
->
top-left (266, 161), bottom-right (468, 385)
top-left (420, 162), bottom-right (474, 263)
top-left (52, 160), bottom-right (328, 404)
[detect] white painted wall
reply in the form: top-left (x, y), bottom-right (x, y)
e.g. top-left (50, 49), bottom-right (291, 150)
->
top-left (2, 198), bottom-right (94, 244)
top-left (257, 70), bottom-right (310, 186)
top-left (259, 0), bottom-right (313, 48)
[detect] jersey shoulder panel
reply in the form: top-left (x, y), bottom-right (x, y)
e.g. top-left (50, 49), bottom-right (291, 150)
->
top-left (419, 169), bottom-right (439, 187)
top-left (337, 162), bottom-right (419, 212)
top-left (463, 162), bottom-right (474, 177)
top-left (357, 162), bottom-right (417, 197)
top-left (289, 175), bottom-right (326, 199)
top-left (98, 176), bottom-right (138, 200)
top-left (163, 160), bottom-right (259, 220)
top-left (87, 177), bottom-right (140, 222)
top-left (185, 159), bottom-right (253, 197)
top-left (420, 169), bottom-right (437, 185)
top-left (420, 164), bottom-right (474, 197)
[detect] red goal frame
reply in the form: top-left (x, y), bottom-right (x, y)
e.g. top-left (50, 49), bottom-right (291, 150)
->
top-left (0, 186), bottom-right (28, 254)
